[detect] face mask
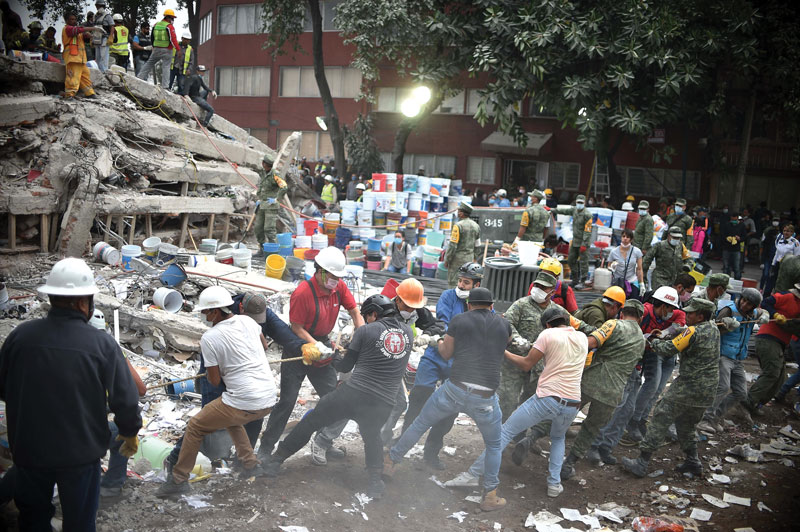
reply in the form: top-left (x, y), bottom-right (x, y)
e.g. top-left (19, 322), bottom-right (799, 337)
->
top-left (400, 309), bottom-right (415, 320)
top-left (731, 220), bottom-right (739, 225)
top-left (674, 206), bottom-right (683, 214)
top-left (669, 238), bottom-right (681, 246)
top-left (680, 292), bottom-right (692, 303)
top-left (772, 221), bottom-right (779, 227)
top-left (321, 272), bottom-right (338, 291)
top-left (639, 209), bottom-right (648, 216)
top-left (576, 203), bottom-right (585, 211)
top-left (394, 238), bottom-right (402, 245)
top-left (664, 309), bottom-right (674, 321)
top-left (723, 208), bottom-right (729, 214)
top-left (620, 242), bottom-right (631, 248)
top-left (200, 311), bottom-right (214, 327)
top-left (531, 287), bottom-right (549, 303)
top-left (455, 288), bottom-right (470, 299)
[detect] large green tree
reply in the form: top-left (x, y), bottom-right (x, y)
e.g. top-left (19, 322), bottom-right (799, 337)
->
top-left (23, 0), bottom-right (163, 33)
top-left (343, 113), bottom-right (384, 176)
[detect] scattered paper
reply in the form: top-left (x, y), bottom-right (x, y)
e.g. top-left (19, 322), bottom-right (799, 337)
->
top-left (398, 513), bottom-right (407, 519)
top-left (355, 493), bottom-right (372, 506)
top-left (757, 502), bottom-right (772, 513)
top-left (658, 485), bottom-right (670, 492)
top-left (592, 509), bottom-right (623, 524)
top-left (361, 512), bottom-right (368, 521)
top-left (779, 424), bottom-right (800, 440)
top-left (279, 512), bottom-right (287, 517)
top-left (278, 527), bottom-right (309, 532)
top-left (247, 512), bottom-right (260, 524)
top-left (701, 494), bottom-right (730, 508)
top-left (647, 469), bottom-right (664, 477)
top-left (513, 483), bottom-right (526, 490)
top-left (734, 528), bottom-right (757, 532)
top-left (181, 494), bottom-right (212, 509)
top-left (560, 508), bottom-right (600, 529)
top-left (723, 492), bottom-right (751, 507)
top-left (494, 523), bottom-right (502, 530)
top-left (780, 458), bottom-right (795, 467)
top-left (448, 511), bottom-right (468, 523)
top-left (215, 467), bottom-right (232, 475)
top-left (333, 502), bottom-right (342, 507)
top-left (465, 494), bottom-right (483, 503)
top-left (690, 508), bottom-right (712, 522)
top-left (525, 510), bottom-right (562, 528)
top-left (710, 474), bottom-right (731, 484)
top-left (443, 446), bottom-right (457, 456)
top-left (429, 475), bottom-right (446, 489)
top-left (727, 444), bottom-right (764, 462)
top-left (725, 456), bottom-right (739, 464)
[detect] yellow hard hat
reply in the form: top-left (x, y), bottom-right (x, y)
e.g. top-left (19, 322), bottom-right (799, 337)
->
top-left (602, 286), bottom-right (626, 306)
top-left (538, 257), bottom-right (562, 277)
top-left (544, 188), bottom-right (553, 196)
top-left (163, 8), bottom-right (176, 17)
top-left (626, 195), bottom-right (635, 201)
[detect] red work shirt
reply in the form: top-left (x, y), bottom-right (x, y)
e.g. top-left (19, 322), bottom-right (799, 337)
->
top-left (289, 276), bottom-right (356, 338)
top-left (528, 280), bottom-right (578, 314)
top-left (640, 302), bottom-right (686, 335)
top-left (759, 292), bottom-right (800, 346)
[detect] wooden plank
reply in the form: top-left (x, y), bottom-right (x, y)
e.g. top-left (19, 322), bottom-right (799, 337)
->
top-left (128, 215), bottom-right (137, 244)
top-left (8, 214), bottom-right (16, 251)
top-left (222, 214), bottom-right (230, 242)
top-left (0, 244), bottom-right (39, 255)
top-left (207, 214), bottom-right (215, 239)
top-left (179, 215), bottom-right (189, 249)
top-left (104, 214), bottom-right (112, 242)
top-left (145, 214), bottom-right (153, 238)
top-left (49, 214), bottom-right (58, 251)
top-left (40, 214), bottom-right (49, 252)
top-left (116, 216), bottom-right (125, 245)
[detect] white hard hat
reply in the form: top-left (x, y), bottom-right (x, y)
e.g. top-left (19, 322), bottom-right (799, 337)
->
top-left (182, 31), bottom-right (192, 40)
top-left (195, 286), bottom-right (234, 311)
top-left (324, 174), bottom-right (334, 182)
top-left (113, 13), bottom-right (123, 22)
top-left (621, 201), bottom-right (633, 211)
top-left (315, 247), bottom-right (347, 277)
top-left (497, 188), bottom-right (507, 197)
top-left (38, 258), bottom-right (99, 296)
top-left (356, 183), bottom-right (366, 190)
top-left (652, 286), bottom-right (680, 308)
top-left (89, 309), bottom-right (106, 330)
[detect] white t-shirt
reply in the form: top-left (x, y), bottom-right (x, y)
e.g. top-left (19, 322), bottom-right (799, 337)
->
top-left (200, 315), bottom-right (277, 410)
top-left (533, 326), bottom-right (589, 401)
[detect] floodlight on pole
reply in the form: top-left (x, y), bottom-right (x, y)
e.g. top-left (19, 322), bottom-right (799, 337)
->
top-left (315, 116), bottom-right (328, 131)
top-left (401, 99), bottom-right (421, 118)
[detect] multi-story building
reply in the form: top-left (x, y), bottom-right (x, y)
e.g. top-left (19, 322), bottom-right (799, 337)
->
top-left (197, 0), bottom-right (799, 211)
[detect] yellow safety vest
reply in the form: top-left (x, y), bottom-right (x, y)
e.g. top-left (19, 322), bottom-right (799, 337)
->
top-left (321, 183), bottom-right (335, 203)
top-left (110, 25), bottom-right (129, 55)
top-left (171, 45), bottom-right (192, 74)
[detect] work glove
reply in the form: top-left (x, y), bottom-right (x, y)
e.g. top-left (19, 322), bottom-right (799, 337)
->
top-left (513, 236), bottom-right (521, 245)
top-left (757, 309), bottom-right (770, 325)
top-left (301, 342), bottom-right (322, 365)
top-left (414, 334), bottom-right (431, 348)
top-left (774, 313), bottom-right (788, 325)
top-left (428, 335), bottom-right (442, 347)
top-left (117, 434), bottom-right (139, 458)
top-left (312, 341), bottom-right (335, 367)
top-left (720, 317), bottom-right (740, 331)
top-left (512, 335), bottom-right (531, 352)
top-left (579, 246), bottom-right (587, 253)
top-left (144, 45), bottom-right (153, 51)
top-left (211, 90), bottom-right (217, 98)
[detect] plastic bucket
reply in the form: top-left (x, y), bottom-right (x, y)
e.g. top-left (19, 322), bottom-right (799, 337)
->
top-left (276, 232), bottom-right (293, 247)
top-left (375, 192), bottom-right (392, 213)
top-left (133, 436), bottom-right (173, 469)
top-left (304, 219), bottom-right (320, 236)
top-left (417, 176), bottom-right (431, 195)
top-left (381, 278), bottom-right (400, 298)
top-left (294, 248), bottom-right (310, 259)
top-left (201, 238), bottom-right (218, 249)
top-left (311, 234), bottom-right (329, 250)
top-left (160, 264), bottom-right (187, 287)
top-left (362, 191), bottom-right (377, 210)
top-left (121, 245), bottom-right (142, 271)
top-left (334, 226), bottom-right (352, 249)
top-left (142, 236), bottom-right (161, 261)
top-left (366, 260), bottom-right (381, 270)
top-left (278, 245), bottom-right (293, 257)
top-left (408, 193), bottom-right (423, 211)
top-left (263, 242), bottom-right (280, 254)
top-left (304, 249), bottom-right (320, 260)
top-left (367, 238), bottom-right (382, 252)
top-left (437, 262), bottom-right (449, 280)
top-left (233, 248), bottom-right (252, 269)
top-left (403, 175), bottom-right (418, 192)
top-left (421, 266), bottom-right (436, 278)
top-left (153, 287), bottom-right (183, 313)
top-left (97, 242), bottom-right (121, 265)
top-left (156, 243), bottom-right (178, 266)
top-left (283, 256), bottom-right (305, 282)
top-left (215, 248), bottom-right (234, 265)
top-left (386, 174), bottom-right (397, 192)
top-left (295, 235), bottom-right (312, 249)
top-left (438, 213), bottom-right (453, 231)
top-left (372, 173), bottom-right (387, 192)
top-left (417, 233), bottom-right (427, 246)
top-left (266, 254), bottom-right (286, 279)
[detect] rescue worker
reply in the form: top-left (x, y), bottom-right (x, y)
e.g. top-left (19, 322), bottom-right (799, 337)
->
top-left (61, 12), bottom-right (97, 99)
top-left (254, 153), bottom-right (288, 257)
top-left (265, 295), bottom-right (412, 499)
top-left (666, 198), bottom-right (694, 249)
top-left (698, 273), bottom-right (730, 305)
top-left (642, 226), bottom-right (692, 291)
top-left (390, 267), bottom-right (479, 468)
top-left (131, 22), bottom-right (152, 76)
top-left (257, 247), bottom-right (364, 462)
top-left (355, 182), bottom-right (366, 202)
top-left (774, 254), bottom-right (800, 294)
top-left (321, 174), bottom-right (337, 207)
top-left (137, 9), bottom-right (180, 88)
top-left (182, 65), bottom-right (217, 127)
top-left (555, 195), bottom-right (593, 289)
top-left (626, 194), bottom-right (635, 203)
top-left (169, 31), bottom-right (193, 93)
top-left (544, 188), bottom-right (557, 209)
top-left (633, 200), bottom-right (654, 253)
top-left (40, 26), bottom-right (60, 54)
top-left (0, 258), bottom-right (141, 528)
top-left (574, 286), bottom-right (626, 328)
top-left (19, 21), bottom-right (42, 52)
top-left (743, 282), bottom-right (800, 415)
top-left (515, 189), bottom-right (550, 243)
top-left (527, 258), bottom-right (578, 314)
top-left (91, 0), bottom-right (113, 72)
top-left (622, 297), bottom-right (720, 478)
top-left (444, 202), bottom-right (481, 288)
top-left (697, 288), bottom-right (767, 432)
top-left (109, 13), bottom-right (129, 70)
top-left (496, 189), bottom-right (511, 207)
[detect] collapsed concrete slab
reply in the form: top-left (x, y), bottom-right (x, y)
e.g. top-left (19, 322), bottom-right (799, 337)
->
top-left (153, 157), bottom-right (259, 186)
top-left (0, 54), bottom-right (107, 87)
top-left (97, 194), bottom-right (234, 215)
top-left (0, 95), bottom-right (57, 126)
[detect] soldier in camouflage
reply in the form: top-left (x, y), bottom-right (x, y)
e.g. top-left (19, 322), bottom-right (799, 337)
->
top-left (555, 195), bottom-right (593, 289)
top-left (622, 297), bottom-right (720, 478)
top-left (697, 273), bottom-right (730, 305)
top-left (444, 202), bottom-right (481, 288)
top-left (665, 198), bottom-right (694, 249)
top-left (254, 153), bottom-right (288, 256)
top-left (642, 226), bottom-right (692, 291)
top-left (514, 300), bottom-right (646, 481)
top-left (633, 200), bottom-right (654, 254)
top-left (775, 254), bottom-right (800, 294)
top-left (515, 189), bottom-right (550, 243)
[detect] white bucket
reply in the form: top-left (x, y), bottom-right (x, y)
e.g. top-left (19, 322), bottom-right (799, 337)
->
top-left (375, 192), bottom-right (392, 213)
top-left (311, 234), bottom-right (329, 250)
top-left (156, 243), bottom-right (179, 266)
top-left (142, 236), bottom-right (161, 261)
top-left (417, 176), bottom-right (431, 195)
top-left (295, 235), bottom-right (312, 249)
top-left (232, 248), bottom-right (252, 270)
top-left (408, 193), bottom-right (423, 211)
top-left (121, 245), bottom-right (142, 271)
top-left (324, 212), bottom-right (340, 222)
top-left (153, 287), bottom-right (183, 313)
top-left (385, 174), bottom-right (397, 192)
top-left (187, 254), bottom-right (216, 267)
top-left (358, 210), bottom-right (373, 225)
top-left (395, 191), bottom-right (409, 210)
top-left (362, 191), bottom-right (377, 211)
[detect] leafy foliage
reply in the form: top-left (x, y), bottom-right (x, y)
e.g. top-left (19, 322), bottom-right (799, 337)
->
top-left (343, 114), bottom-right (384, 176)
top-left (23, 0), bottom-right (164, 27)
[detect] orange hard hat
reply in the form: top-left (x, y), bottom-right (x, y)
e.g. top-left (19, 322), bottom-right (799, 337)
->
top-left (395, 278), bottom-right (427, 309)
top-left (602, 286), bottom-right (626, 306)
top-left (163, 8), bottom-right (176, 17)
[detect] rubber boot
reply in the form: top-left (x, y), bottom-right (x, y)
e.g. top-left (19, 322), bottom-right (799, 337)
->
top-left (621, 450), bottom-right (652, 478)
top-left (598, 445), bottom-right (617, 465)
top-left (264, 447), bottom-right (290, 478)
top-left (511, 425), bottom-right (546, 466)
top-left (586, 447), bottom-right (602, 466)
top-left (560, 452), bottom-right (579, 480)
top-left (479, 489), bottom-right (506, 512)
top-left (366, 469), bottom-right (385, 499)
top-left (675, 449), bottom-right (703, 477)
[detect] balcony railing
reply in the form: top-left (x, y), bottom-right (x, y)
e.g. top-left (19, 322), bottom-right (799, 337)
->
top-left (720, 140), bottom-right (799, 171)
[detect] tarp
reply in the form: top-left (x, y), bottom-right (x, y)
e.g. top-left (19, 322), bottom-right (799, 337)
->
top-left (480, 131), bottom-right (552, 156)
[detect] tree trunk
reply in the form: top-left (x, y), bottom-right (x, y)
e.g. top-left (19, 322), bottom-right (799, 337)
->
top-left (309, 0), bottom-right (345, 176)
top-left (187, 0), bottom-right (200, 61)
top-left (733, 90), bottom-right (756, 210)
top-left (605, 130), bottom-right (625, 205)
top-left (390, 90), bottom-right (446, 174)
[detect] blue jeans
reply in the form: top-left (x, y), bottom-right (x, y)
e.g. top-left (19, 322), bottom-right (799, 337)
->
top-left (15, 461), bottom-right (101, 531)
top-left (390, 380), bottom-right (503, 491)
top-left (386, 264), bottom-right (407, 273)
top-left (722, 250), bottom-right (742, 280)
top-left (779, 339), bottom-right (800, 396)
top-left (469, 394), bottom-right (578, 487)
top-left (593, 368), bottom-right (642, 450)
top-left (632, 351), bottom-right (676, 424)
top-left (101, 421), bottom-right (128, 488)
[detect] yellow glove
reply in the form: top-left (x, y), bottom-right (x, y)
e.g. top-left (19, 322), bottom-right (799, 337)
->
top-left (301, 342), bottom-right (322, 365)
top-left (117, 434), bottom-right (139, 458)
top-left (584, 350), bottom-right (594, 367)
top-left (774, 313), bottom-right (787, 325)
top-left (275, 176), bottom-right (287, 188)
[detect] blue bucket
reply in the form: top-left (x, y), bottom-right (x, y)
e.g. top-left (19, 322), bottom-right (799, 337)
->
top-left (276, 232), bottom-right (293, 247)
top-left (278, 245), bottom-right (293, 257)
top-left (160, 264), bottom-right (187, 287)
top-left (263, 242), bottom-right (280, 254)
top-left (335, 226), bottom-right (352, 249)
top-left (421, 267), bottom-right (436, 278)
top-left (167, 378), bottom-right (195, 396)
top-left (367, 237), bottom-right (382, 252)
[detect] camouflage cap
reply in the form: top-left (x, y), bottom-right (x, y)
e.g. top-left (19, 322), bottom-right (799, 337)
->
top-left (683, 296), bottom-right (716, 314)
top-left (534, 270), bottom-right (558, 288)
top-left (638, 200), bottom-right (649, 209)
top-left (707, 273), bottom-right (730, 289)
top-left (575, 194), bottom-right (586, 203)
top-left (675, 198), bottom-right (687, 207)
top-left (668, 226), bottom-right (683, 237)
top-left (529, 189), bottom-right (545, 200)
top-left (262, 153), bottom-right (274, 165)
top-left (623, 298), bottom-right (644, 316)
top-left (458, 201), bottom-right (474, 213)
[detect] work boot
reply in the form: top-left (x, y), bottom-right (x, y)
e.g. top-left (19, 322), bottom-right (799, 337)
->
top-left (264, 448), bottom-right (290, 478)
top-left (586, 447), bottom-right (602, 466)
top-left (621, 451), bottom-right (652, 478)
top-left (310, 438), bottom-right (328, 466)
top-left (511, 426), bottom-right (546, 466)
top-left (423, 449), bottom-right (446, 471)
top-left (621, 422), bottom-right (644, 445)
top-left (256, 443), bottom-right (273, 463)
top-left (239, 462), bottom-right (269, 479)
top-left (254, 248), bottom-right (266, 259)
top-left (162, 456), bottom-right (175, 477)
top-left (382, 452), bottom-right (398, 480)
top-left (560, 452), bottom-right (579, 481)
top-left (155, 475), bottom-right (191, 498)
top-left (366, 469), bottom-right (385, 500)
top-left (598, 446), bottom-right (617, 465)
top-left (675, 449), bottom-right (703, 477)
top-left (444, 471), bottom-right (480, 488)
top-left (479, 489), bottom-right (506, 512)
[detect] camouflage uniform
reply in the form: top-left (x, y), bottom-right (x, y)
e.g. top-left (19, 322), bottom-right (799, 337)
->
top-left (640, 316), bottom-right (720, 455)
top-left (519, 203), bottom-right (550, 242)
top-left (642, 240), bottom-right (690, 291)
top-left (574, 297), bottom-right (610, 328)
top-left (555, 200), bottom-right (593, 284)
top-left (633, 213), bottom-right (654, 253)
top-left (444, 209), bottom-right (481, 288)
top-left (666, 207), bottom-right (694, 249)
top-left (254, 165), bottom-right (288, 246)
top-left (775, 255), bottom-right (800, 293)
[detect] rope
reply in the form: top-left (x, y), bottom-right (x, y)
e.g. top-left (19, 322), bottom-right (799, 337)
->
top-left (283, 204), bottom-right (460, 230)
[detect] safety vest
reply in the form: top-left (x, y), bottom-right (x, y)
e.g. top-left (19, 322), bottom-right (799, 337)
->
top-left (171, 45), bottom-right (192, 73)
top-left (321, 183), bottom-right (335, 203)
top-left (152, 20), bottom-right (171, 48)
top-left (62, 26), bottom-right (86, 64)
top-left (110, 25), bottom-right (129, 55)
top-left (717, 300), bottom-right (754, 361)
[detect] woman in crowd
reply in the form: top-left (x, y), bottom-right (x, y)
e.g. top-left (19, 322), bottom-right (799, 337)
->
top-left (607, 229), bottom-right (644, 299)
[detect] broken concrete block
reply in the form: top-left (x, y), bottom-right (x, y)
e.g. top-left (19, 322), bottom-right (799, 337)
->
top-left (96, 194), bottom-right (234, 215)
top-left (153, 158), bottom-right (260, 186)
top-left (0, 54), bottom-right (107, 88)
top-left (0, 95), bottom-right (57, 126)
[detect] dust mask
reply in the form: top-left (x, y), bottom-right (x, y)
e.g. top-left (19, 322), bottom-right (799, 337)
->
top-left (772, 220), bottom-right (779, 227)
top-left (455, 288), bottom-right (470, 299)
top-left (680, 292), bottom-right (692, 303)
top-left (675, 206), bottom-right (683, 214)
top-left (664, 309), bottom-right (674, 321)
top-left (669, 238), bottom-right (681, 246)
top-left (400, 309), bottom-right (415, 320)
top-left (200, 311), bottom-right (213, 327)
top-left (322, 273), bottom-right (338, 291)
top-left (638, 209), bottom-right (648, 216)
top-left (620, 242), bottom-right (631, 248)
top-left (576, 203), bottom-right (585, 211)
top-left (531, 287), bottom-right (549, 303)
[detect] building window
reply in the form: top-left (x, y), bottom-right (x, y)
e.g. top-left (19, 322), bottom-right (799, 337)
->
top-left (376, 87), bottom-right (413, 113)
top-left (218, 4), bottom-right (267, 35)
top-left (467, 157), bottom-right (496, 185)
top-left (199, 12), bottom-right (212, 44)
top-left (279, 66), bottom-right (361, 98)
top-left (279, 130), bottom-right (335, 161)
top-left (216, 67), bottom-right (270, 97)
top-left (379, 153), bottom-right (456, 177)
top-left (548, 162), bottom-right (580, 191)
top-left (618, 166), bottom-right (700, 200)
top-left (301, 0), bottom-right (341, 32)
top-left (434, 91), bottom-right (465, 114)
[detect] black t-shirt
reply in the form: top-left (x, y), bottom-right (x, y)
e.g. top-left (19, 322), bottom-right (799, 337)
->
top-left (447, 309), bottom-right (512, 391)
top-left (333, 315), bottom-right (413, 405)
top-left (722, 222), bottom-right (748, 252)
